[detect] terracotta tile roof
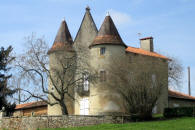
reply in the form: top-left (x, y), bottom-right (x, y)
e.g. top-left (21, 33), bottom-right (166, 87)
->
top-left (168, 90), bottom-right (195, 100)
top-left (90, 15), bottom-right (127, 48)
top-left (125, 46), bottom-right (169, 60)
top-left (15, 101), bottom-right (47, 110)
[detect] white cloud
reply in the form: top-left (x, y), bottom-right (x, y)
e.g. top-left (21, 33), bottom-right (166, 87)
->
top-left (107, 9), bottom-right (132, 26)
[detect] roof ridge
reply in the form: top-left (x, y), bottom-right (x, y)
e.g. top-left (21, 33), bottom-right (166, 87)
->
top-left (16, 100), bottom-right (44, 105)
top-left (128, 46), bottom-right (158, 52)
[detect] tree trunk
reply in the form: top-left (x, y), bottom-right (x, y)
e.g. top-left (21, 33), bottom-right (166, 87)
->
top-left (60, 101), bottom-right (68, 115)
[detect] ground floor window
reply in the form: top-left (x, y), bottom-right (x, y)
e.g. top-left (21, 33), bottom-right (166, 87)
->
top-left (173, 103), bottom-right (179, 107)
top-left (152, 105), bottom-right (157, 114)
top-left (80, 98), bottom-right (89, 115)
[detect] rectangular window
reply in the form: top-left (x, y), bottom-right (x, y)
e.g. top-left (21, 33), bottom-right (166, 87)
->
top-left (152, 106), bottom-right (157, 114)
top-left (80, 98), bottom-right (89, 115)
top-left (100, 47), bottom-right (106, 55)
top-left (83, 73), bottom-right (89, 91)
top-left (152, 74), bottom-right (156, 86)
top-left (100, 70), bottom-right (106, 82)
top-left (152, 74), bottom-right (156, 82)
top-left (173, 103), bottom-right (179, 108)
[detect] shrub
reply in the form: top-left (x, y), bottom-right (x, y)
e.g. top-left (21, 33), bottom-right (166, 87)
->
top-left (164, 107), bottom-right (195, 118)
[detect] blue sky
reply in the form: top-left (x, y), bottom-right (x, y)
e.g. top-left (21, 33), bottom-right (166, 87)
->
top-left (0, 0), bottom-right (195, 95)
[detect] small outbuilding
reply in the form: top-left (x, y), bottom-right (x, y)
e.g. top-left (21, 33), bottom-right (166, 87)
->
top-left (168, 90), bottom-right (195, 108)
top-left (13, 101), bottom-right (47, 116)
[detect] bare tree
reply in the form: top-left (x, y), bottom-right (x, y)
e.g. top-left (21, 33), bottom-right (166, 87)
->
top-left (107, 56), bottom-right (167, 120)
top-left (14, 34), bottom-right (95, 115)
top-left (168, 56), bottom-right (183, 89)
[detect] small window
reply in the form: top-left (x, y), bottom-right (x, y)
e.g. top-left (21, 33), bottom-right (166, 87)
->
top-left (31, 112), bottom-right (34, 116)
top-left (100, 47), bottom-right (106, 55)
top-left (100, 70), bottom-right (106, 82)
top-left (83, 73), bottom-right (89, 91)
top-left (151, 74), bottom-right (156, 88)
top-left (152, 74), bottom-right (156, 82)
top-left (173, 103), bottom-right (179, 107)
top-left (152, 106), bottom-right (157, 114)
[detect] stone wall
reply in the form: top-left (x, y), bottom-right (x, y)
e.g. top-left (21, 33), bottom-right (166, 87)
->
top-left (0, 115), bottom-right (130, 130)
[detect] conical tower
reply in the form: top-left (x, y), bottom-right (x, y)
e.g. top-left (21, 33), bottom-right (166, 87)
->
top-left (74, 6), bottom-right (98, 49)
top-left (73, 6), bottom-right (98, 115)
top-left (48, 19), bottom-right (75, 115)
top-left (48, 19), bottom-right (74, 54)
top-left (88, 15), bottom-right (127, 115)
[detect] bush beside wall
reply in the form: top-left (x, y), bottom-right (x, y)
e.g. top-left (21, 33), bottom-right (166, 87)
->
top-left (164, 107), bottom-right (195, 118)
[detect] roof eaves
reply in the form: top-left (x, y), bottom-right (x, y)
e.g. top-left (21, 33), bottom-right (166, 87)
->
top-left (125, 47), bottom-right (170, 60)
top-left (168, 90), bottom-right (195, 101)
top-left (169, 95), bottom-right (195, 101)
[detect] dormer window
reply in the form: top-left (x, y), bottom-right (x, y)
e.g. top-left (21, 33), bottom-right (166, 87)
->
top-left (100, 47), bottom-right (106, 55)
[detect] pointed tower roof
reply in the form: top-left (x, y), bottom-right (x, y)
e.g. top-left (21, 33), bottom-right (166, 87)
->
top-left (90, 15), bottom-right (127, 48)
top-left (74, 6), bottom-right (98, 46)
top-left (48, 19), bottom-right (73, 54)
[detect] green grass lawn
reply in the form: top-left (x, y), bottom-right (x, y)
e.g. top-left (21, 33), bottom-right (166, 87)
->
top-left (41, 117), bottom-right (195, 130)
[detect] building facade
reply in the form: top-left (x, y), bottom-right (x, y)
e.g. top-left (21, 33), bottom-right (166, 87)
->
top-left (47, 7), bottom-right (169, 115)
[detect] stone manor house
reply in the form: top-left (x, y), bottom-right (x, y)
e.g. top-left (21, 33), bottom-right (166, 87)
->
top-left (47, 7), bottom-right (170, 115)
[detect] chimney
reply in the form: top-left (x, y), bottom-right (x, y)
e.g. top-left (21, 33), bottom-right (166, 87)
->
top-left (140, 37), bottom-right (154, 52)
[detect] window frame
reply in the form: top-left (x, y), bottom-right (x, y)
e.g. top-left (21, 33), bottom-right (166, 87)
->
top-left (80, 98), bottom-right (89, 115)
top-left (100, 47), bottom-right (106, 55)
top-left (83, 73), bottom-right (89, 91)
top-left (152, 74), bottom-right (157, 86)
top-left (100, 70), bottom-right (106, 82)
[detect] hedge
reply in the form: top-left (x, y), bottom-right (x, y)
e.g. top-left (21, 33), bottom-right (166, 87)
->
top-left (164, 107), bottom-right (195, 118)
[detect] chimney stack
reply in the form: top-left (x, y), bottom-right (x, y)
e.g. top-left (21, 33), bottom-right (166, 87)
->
top-left (140, 37), bottom-right (154, 52)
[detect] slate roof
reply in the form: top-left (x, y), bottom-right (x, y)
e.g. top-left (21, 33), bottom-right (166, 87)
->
top-left (126, 46), bottom-right (169, 60)
top-left (168, 90), bottom-right (195, 100)
top-left (48, 20), bottom-right (73, 54)
top-left (15, 101), bottom-right (47, 110)
top-left (90, 15), bottom-right (127, 48)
